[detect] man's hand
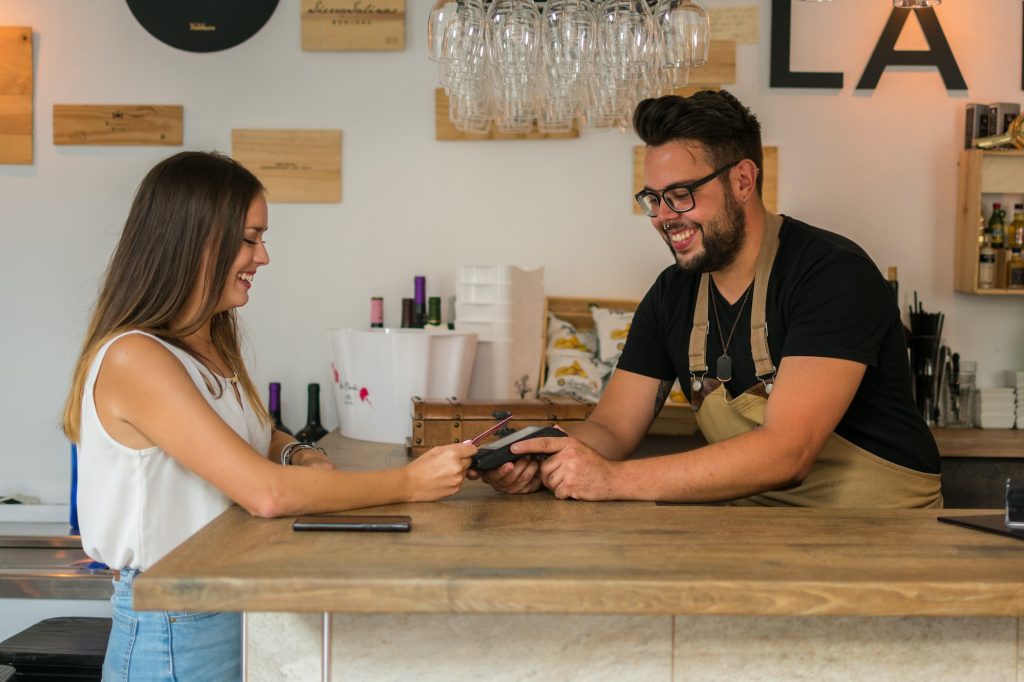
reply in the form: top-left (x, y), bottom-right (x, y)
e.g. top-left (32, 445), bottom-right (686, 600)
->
top-left (512, 435), bottom-right (621, 501)
top-left (466, 456), bottom-right (544, 494)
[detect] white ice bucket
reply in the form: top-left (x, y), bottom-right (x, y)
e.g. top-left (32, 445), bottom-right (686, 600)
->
top-left (328, 328), bottom-right (478, 444)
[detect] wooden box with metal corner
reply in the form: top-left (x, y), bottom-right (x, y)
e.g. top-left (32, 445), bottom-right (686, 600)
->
top-left (407, 396), bottom-right (594, 458)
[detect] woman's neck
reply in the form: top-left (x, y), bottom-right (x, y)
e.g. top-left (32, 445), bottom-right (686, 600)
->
top-left (180, 322), bottom-right (216, 356)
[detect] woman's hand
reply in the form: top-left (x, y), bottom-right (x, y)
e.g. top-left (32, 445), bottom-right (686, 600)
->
top-left (291, 449), bottom-right (336, 470)
top-left (404, 443), bottom-right (477, 502)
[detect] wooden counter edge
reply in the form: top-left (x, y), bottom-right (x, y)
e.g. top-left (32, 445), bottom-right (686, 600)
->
top-left (931, 427), bottom-right (1024, 458)
top-left (133, 575), bottom-right (1024, 618)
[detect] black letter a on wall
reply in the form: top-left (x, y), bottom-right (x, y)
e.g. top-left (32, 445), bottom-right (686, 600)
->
top-left (856, 8), bottom-right (966, 90)
top-left (770, 0), bottom-right (843, 88)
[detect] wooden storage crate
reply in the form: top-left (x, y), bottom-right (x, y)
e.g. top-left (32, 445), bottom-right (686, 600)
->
top-left (542, 296), bottom-right (699, 436)
top-left (409, 396), bottom-right (594, 457)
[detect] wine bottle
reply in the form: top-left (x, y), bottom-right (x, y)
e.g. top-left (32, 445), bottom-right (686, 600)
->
top-left (979, 236), bottom-right (996, 289)
top-left (295, 383), bottom-right (328, 444)
top-left (885, 266), bottom-right (898, 302)
top-left (413, 275), bottom-right (427, 328)
top-left (425, 296), bottom-right (443, 328)
top-left (1011, 204), bottom-right (1024, 249)
top-left (989, 203), bottom-right (1006, 249)
top-left (1007, 248), bottom-right (1024, 289)
top-left (268, 382), bottom-right (293, 435)
top-left (886, 266), bottom-right (912, 341)
top-left (400, 298), bottom-right (414, 328)
top-left (370, 296), bottom-right (384, 328)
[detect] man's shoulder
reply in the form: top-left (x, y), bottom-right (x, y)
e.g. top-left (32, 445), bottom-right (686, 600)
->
top-left (779, 215), bottom-right (873, 263)
top-left (775, 216), bottom-right (888, 305)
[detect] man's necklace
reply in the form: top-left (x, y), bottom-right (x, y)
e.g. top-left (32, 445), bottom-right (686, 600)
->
top-left (709, 281), bottom-right (753, 382)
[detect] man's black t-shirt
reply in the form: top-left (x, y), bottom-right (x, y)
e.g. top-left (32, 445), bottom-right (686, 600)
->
top-left (616, 216), bottom-right (940, 474)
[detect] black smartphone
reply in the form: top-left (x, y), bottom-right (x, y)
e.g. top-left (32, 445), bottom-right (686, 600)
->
top-left (292, 515), bottom-right (411, 532)
top-left (471, 425), bottom-right (565, 471)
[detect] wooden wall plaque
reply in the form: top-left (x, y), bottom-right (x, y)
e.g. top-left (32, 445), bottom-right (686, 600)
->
top-left (632, 145), bottom-right (778, 215)
top-left (688, 40), bottom-right (737, 86)
top-left (301, 0), bottom-right (404, 51)
top-left (0, 27), bottom-right (33, 164)
top-left (53, 105), bottom-right (183, 146)
top-left (232, 129), bottom-right (342, 203)
top-left (435, 89), bottom-right (580, 141)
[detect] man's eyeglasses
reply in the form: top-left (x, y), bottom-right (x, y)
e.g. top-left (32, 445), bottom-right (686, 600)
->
top-left (634, 161), bottom-right (739, 218)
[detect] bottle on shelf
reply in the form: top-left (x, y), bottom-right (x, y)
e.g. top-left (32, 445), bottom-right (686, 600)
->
top-left (425, 296), bottom-right (443, 328)
top-left (1008, 248), bottom-right (1024, 289)
top-left (370, 296), bottom-right (384, 328)
top-left (268, 382), bottom-right (292, 435)
top-left (1010, 204), bottom-right (1024, 250)
top-left (989, 202), bottom-right (1006, 250)
top-left (885, 266), bottom-right (911, 340)
top-left (886, 266), bottom-right (899, 301)
top-left (295, 383), bottom-right (328, 444)
top-left (447, 295), bottom-right (456, 330)
top-left (979, 234), bottom-right (997, 289)
top-left (413, 276), bottom-right (427, 328)
top-left (400, 298), bottom-right (414, 328)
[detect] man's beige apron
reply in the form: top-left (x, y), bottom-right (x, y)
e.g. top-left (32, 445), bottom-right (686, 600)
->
top-left (686, 211), bottom-right (942, 508)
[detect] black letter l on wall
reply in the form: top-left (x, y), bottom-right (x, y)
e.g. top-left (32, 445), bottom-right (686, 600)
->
top-left (770, 0), bottom-right (843, 88)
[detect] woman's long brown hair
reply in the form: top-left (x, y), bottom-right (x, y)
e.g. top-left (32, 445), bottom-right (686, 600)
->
top-left (63, 151), bottom-right (270, 443)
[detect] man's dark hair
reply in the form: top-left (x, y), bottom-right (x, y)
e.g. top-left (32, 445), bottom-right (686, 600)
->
top-left (632, 90), bottom-right (763, 195)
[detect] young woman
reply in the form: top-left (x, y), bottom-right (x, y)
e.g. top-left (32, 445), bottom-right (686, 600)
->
top-left (62, 151), bottom-right (475, 681)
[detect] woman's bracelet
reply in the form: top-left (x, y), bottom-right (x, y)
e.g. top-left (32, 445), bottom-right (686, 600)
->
top-left (279, 441), bottom-right (327, 466)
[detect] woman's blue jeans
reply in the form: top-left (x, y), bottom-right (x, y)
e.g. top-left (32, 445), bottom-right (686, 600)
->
top-left (103, 569), bottom-right (241, 681)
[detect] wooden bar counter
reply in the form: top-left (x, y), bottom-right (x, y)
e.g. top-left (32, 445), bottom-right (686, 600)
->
top-left (134, 433), bottom-right (1024, 681)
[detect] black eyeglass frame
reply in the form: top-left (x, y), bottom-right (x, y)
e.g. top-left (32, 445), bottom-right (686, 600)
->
top-left (634, 160), bottom-right (740, 218)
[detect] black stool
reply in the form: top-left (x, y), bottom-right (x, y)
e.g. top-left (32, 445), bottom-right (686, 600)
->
top-left (0, 617), bottom-right (110, 681)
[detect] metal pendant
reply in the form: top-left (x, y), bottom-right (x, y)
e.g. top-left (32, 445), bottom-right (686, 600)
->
top-left (765, 382), bottom-right (773, 395)
top-left (716, 355), bottom-right (732, 382)
top-left (692, 378), bottom-right (702, 392)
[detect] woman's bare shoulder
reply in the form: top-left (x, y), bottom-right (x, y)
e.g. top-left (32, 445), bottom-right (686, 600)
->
top-left (101, 332), bottom-right (189, 382)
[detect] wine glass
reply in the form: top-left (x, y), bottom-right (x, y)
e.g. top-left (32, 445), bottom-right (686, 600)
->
top-left (541, 0), bottom-right (595, 130)
top-left (488, 0), bottom-right (543, 133)
top-left (596, 0), bottom-right (656, 80)
top-left (441, 0), bottom-right (489, 91)
top-left (428, 0), bottom-right (459, 62)
top-left (677, 1), bottom-right (710, 68)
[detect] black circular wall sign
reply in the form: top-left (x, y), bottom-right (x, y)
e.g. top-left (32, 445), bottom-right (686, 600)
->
top-left (126, 0), bottom-right (279, 53)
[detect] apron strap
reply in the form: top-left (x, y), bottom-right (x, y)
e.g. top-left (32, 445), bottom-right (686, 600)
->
top-left (689, 272), bottom-right (711, 375)
top-left (751, 211), bottom-right (783, 380)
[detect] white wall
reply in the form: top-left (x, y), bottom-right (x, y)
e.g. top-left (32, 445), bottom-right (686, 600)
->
top-left (2, 0), bottom-right (1021, 501)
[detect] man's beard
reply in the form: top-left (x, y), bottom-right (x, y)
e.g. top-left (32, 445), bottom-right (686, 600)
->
top-left (666, 188), bottom-right (746, 274)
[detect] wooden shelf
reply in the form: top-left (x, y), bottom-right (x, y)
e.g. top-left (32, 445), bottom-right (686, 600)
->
top-left (959, 288), bottom-right (1024, 295)
top-left (954, 149), bottom-right (1024, 294)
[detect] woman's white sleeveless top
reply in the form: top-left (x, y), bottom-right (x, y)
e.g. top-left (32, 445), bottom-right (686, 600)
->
top-left (78, 331), bottom-right (271, 571)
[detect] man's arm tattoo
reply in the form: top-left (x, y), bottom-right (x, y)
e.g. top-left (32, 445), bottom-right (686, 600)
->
top-left (653, 379), bottom-right (672, 417)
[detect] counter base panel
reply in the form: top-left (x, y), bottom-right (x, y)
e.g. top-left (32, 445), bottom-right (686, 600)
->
top-left (244, 612), bottom-right (1023, 682)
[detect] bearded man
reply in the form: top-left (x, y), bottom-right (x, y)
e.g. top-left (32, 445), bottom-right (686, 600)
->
top-left (476, 90), bottom-right (941, 508)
